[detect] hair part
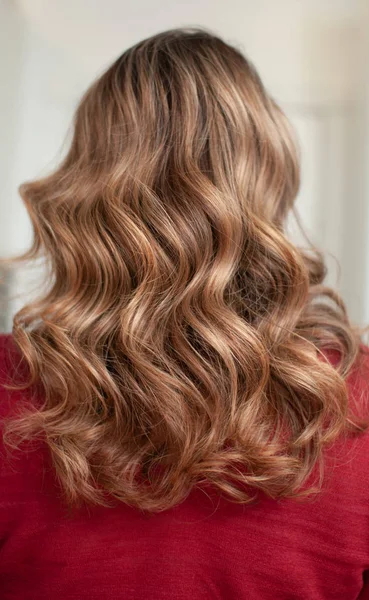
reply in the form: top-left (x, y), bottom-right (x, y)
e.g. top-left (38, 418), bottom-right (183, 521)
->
top-left (1, 27), bottom-right (368, 514)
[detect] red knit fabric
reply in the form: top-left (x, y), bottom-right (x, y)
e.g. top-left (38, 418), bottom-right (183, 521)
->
top-left (1, 332), bottom-right (369, 600)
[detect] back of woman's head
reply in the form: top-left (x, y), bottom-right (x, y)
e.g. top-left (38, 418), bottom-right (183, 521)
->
top-left (1, 27), bottom-right (368, 513)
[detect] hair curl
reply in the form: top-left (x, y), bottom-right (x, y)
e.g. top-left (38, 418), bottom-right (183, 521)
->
top-left (1, 27), bottom-right (369, 514)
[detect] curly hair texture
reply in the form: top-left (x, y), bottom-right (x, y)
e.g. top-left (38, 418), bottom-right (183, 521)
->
top-left (1, 27), bottom-right (369, 514)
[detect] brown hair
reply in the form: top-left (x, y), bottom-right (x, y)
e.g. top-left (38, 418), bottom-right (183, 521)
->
top-left (1, 27), bottom-right (368, 513)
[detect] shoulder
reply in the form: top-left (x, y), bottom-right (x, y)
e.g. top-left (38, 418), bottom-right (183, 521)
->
top-left (0, 333), bottom-right (17, 389)
top-left (0, 332), bottom-right (25, 385)
top-left (0, 333), bottom-right (33, 421)
top-left (320, 343), bottom-right (369, 415)
top-left (0, 332), bottom-right (20, 372)
top-left (0, 334), bottom-right (16, 418)
top-left (313, 342), bottom-right (369, 422)
top-left (332, 343), bottom-right (369, 469)
top-left (345, 344), bottom-right (369, 417)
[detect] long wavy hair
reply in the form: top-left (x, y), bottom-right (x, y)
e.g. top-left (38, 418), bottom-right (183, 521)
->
top-left (1, 27), bottom-right (368, 514)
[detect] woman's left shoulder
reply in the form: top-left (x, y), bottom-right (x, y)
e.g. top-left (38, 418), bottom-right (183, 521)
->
top-left (0, 333), bottom-right (16, 385)
top-left (0, 333), bottom-right (32, 421)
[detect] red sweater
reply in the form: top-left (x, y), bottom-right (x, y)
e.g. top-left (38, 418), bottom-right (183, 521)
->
top-left (1, 332), bottom-right (369, 600)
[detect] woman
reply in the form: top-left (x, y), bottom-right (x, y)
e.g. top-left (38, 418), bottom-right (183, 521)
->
top-left (1, 27), bottom-right (369, 600)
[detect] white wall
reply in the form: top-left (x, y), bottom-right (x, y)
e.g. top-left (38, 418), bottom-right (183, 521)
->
top-left (1, 0), bottom-right (369, 330)
top-left (0, 0), bottom-right (26, 255)
top-left (361, 0), bottom-right (369, 326)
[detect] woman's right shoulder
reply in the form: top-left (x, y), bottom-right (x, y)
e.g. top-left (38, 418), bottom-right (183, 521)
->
top-left (320, 343), bottom-right (369, 414)
top-left (345, 344), bottom-right (369, 418)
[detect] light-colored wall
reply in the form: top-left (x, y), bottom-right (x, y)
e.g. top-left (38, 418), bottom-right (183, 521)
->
top-left (361, 0), bottom-right (369, 326)
top-left (0, 0), bottom-right (25, 256)
top-left (1, 0), bottom-right (368, 330)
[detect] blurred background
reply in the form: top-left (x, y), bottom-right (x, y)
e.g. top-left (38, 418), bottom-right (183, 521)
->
top-left (1, 0), bottom-right (369, 333)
